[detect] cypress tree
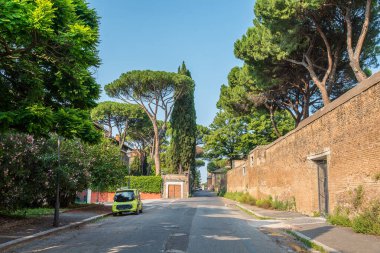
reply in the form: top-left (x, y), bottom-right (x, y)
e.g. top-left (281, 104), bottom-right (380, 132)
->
top-left (169, 62), bottom-right (197, 184)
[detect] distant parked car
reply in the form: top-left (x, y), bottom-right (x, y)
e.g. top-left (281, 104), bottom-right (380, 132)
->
top-left (112, 188), bottom-right (143, 216)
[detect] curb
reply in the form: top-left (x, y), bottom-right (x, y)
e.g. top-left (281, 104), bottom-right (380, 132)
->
top-left (235, 203), bottom-right (273, 219)
top-left (233, 202), bottom-right (292, 220)
top-left (289, 230), bottom-right (341, 253)
top-left (233, 202), bottom-right (340, 253)
top-left (0, 212), bottom-right (112, 252)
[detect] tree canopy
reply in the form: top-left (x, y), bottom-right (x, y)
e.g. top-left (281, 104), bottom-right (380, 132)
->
top-left (168, 62), bottom-right (197, 176)
top-left (105, 70), bottom-right (194, 175)
top-left (204, 110), bottom-right (293, 168)
top-left (235, 0), bottom-right (379, 106)
top-left (0, 0), bottom-right (101, 142)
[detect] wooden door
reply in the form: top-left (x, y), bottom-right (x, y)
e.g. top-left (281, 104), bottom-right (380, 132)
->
top-left (168, 184), bottom-right (181, 198)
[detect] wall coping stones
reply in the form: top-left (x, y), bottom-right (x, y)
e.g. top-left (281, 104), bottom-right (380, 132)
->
top-left (249, 71), bottom-right (380, 154)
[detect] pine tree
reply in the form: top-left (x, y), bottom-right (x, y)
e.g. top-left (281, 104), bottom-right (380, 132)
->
top-left (169, 62), bottom-right (197, 184)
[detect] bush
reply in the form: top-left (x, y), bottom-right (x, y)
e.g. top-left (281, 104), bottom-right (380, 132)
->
top-left (127, 176), bottom-right (162, 193)
top-left (224, 192), bottom-right (242, 201)
top-left (352, 202), bottom-right (380, 235)
top-left (327, 207), bottom-right (352, 227)
top-left (217, 187), bottom-right (226, 197)
top-left (272, 197), bottom-right (296, 211)
top-left (223, 192), bottom-right (298, 211)
top-left (256, 199), bottom-right (272, 209)
top-left (237, 193), bottom-right (256, 205)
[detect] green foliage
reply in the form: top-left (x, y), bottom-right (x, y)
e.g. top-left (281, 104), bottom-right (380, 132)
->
top-left (196, 125), bottom-right (210, 146)
top-left (0, 208), bottom-right (56, 218)
top-left (0, 0), bottom-right (101, 138)
top-left (327, 207), bottom-right (352, 227)
top-left (217, 187), bottom-right (226, 197)
top-left (256, 199), bottom-right (272, 209)
top-left (207, 159), bottom-right (228, 173)
top-left (194, 169), bottom-right (202, 188)
top-left (0, 132), bottom-right (126, 211)
top-left (224, 192), bottom-right (256, 206)
top-left (223, 191), bottom-right (295, 211)
top-left (168, 62), bottom-right (197, 180)
top-left (105, 70), bottom-right (193, 102)
top-left (204, 110), bottom-right (293, 164)
top-left (91, 101), bottom-right (147, 138)
top-left (353, 185), bottom-right (364, 209)
top-left (232, 0), bottom-right (380, 114)
top-left (195, 159), bottom-right (205, 168)
top-left (129, 157), bottom-right (142, 176)
top-left (286, 230), bottom-right (327, 253)
top-left (271, 197), bottom-right (296, 211)
top-left (127, 176), bottom-right (162, 193)
top-left (352, 202), bottom-right (380, 235)
top-left (105, 70), bottom-right (194, 175)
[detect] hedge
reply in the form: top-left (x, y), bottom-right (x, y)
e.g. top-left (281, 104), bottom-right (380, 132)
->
top-left (125, 176), bottom-right (162, 193)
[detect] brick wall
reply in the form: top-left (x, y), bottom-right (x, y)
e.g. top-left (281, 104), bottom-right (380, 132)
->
top-left (227, 72), bottom-right (380, 215)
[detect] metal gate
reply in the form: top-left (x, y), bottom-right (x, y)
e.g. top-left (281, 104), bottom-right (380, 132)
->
top-left (317, 160), bottom-right (329, 215)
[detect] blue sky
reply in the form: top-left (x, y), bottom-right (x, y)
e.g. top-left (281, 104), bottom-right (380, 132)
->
top-left (87, 0), bottom-right (254, 127)
top-left (87, 0), bottom-right (254, 183)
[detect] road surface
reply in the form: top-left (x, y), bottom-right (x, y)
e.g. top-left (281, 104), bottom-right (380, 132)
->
top-left (9, 191), bottom-right (295, 253)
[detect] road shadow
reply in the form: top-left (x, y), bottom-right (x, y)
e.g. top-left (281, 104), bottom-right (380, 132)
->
top-left (192, 190), bottom-right (217, 198)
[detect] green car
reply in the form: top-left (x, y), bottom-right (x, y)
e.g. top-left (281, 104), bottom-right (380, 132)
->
top-left (112, 188), bottom-right (143, 216)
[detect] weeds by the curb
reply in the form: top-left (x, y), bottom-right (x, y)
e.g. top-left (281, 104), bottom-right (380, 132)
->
top-left (286, 230), bottom-right (326, 253)
top-left (236, 205), bottom-right (272, 220)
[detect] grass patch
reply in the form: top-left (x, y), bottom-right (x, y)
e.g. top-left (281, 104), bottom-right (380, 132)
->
top-left (0, 205), bottom-right (94, 218)
top-left (351, 202), bottom-right (380, 235)
top-left (0, 208), bottom-right (57, 218)
top-left (286, 230), bottom-right (326, 253)
top-left (223, 191), bottom-right (295, 211)
top-left (327, 202), bottom-right (380, 236)
top-left (327, 207), bottom-right (352, 227)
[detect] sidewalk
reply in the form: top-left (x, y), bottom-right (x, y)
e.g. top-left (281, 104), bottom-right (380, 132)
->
top-left (223, 198), bottom-right (380, 253)
top-left (0, 205), bottom-right (111, 251)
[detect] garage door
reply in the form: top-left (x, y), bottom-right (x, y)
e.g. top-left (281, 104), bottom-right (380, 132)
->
top-left (168, 184), bottom-right (181, 199)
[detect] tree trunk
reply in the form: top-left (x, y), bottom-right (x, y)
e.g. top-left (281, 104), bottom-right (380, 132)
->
top-left (319, 86), bottom-right (330, 106)
top-left (344, 0), bottom-right (371, 83)
top-left (350, 61), bottom-right (368, 83)
top-left (152, 121), bottom-right (160, 175)
top-left (310, 74), bottom-right (330, 106)
top-left (269, 106), bottom-right (281, 137)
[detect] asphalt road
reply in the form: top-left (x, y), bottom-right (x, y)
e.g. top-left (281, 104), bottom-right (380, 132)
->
top-left (9, 191), bottom-right (291, 253)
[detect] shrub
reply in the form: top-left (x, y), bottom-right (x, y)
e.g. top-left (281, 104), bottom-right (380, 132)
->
top-left (256, 199), bottom-right (272, 209)
top-left (237, 193), bottom-right (256, 205)
top-left (352, 202), bottom-right (380, 235)
top-left (352, 185), bottom-right (364, 210)
top-left (217, 187), bottom-right (226, 197)
top-left (272, 197), bottom-right (297, 211)
top-left (327, 207), bottom-right (352, 227)
top-left (127, 176), bottom-right (162, 193)
top-left (224, 192), bottom-right (242, 201)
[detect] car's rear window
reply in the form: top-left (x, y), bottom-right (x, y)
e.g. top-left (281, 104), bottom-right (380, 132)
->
top-left (114, 191), bottom-right (135, 202)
